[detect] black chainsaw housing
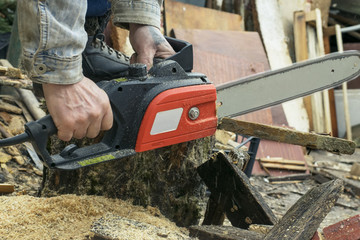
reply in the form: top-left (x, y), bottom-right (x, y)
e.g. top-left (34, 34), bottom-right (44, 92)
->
top-left (23, 37), bottom-right (212, 170)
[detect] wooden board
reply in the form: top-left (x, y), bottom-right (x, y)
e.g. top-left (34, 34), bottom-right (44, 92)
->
top-left (197, 151), bottom-right (277, 228)
top-left (254, 0), bottom-right (310, 133)
top-left (164, 0), bottom-right (243, 35)
top-left (172, 28), bottom-right (306, 176)
top-left (344, 43), bottom-right (360, 89)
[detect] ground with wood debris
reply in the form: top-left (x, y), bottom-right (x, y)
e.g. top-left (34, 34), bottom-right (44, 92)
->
top-left (0, 64), bottom-right (359, 239)
top-left (1, 147), bottom-right (360, 239)
top-left (0, 194), bottom-right (193, 240)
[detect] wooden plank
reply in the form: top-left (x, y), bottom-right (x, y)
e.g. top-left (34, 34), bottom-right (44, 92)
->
top-left (254, 0), bottom-right (309, 133)
top-left (294, 10), bottom-right (313, 131)
top-left (260, 163), bottom-right (307, 172)
top-left (264, 179), bottom-right (343, 240)
top-left (0, 184), bottom-right (14, 193)
top-left (259, 157), bottom-right (305, 166)
top-left (197, 151), bottom-right (277, 229)
top-left (164, 0), bottom-right (243, 36)
top-left (310, 0), bottom-right (331, 26)
top-left (218, 117), bottom-right (356, 155)
top-left (335, 24), bottom-right (352, 141)
top-left (189, 225), bottom-right (265, 240)
top-left (202, 192), bottom-right (226, 226)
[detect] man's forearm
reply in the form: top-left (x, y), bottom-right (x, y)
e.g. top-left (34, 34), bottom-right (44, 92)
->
top-left (17, 0), bottom-right (87, 85)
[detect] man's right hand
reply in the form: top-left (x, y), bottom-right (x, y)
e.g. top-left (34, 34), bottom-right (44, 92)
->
top-left (42, 77), bottom-right (113, 141)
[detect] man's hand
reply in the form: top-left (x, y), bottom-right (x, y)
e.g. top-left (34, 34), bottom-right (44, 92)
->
top-left (129, 23), bottom-right (175, 69)
top-left (42, 77), bottom-right (113, 141)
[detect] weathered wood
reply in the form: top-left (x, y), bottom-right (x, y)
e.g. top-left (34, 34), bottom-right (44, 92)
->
top-left (248, 224), bottom-right (272, 235)
top-left (0, 77), bottom-right (32, 90)
top-left (0, 66), bottom-right (24, 79)
top-left (264, 179), bottom-right (344, 240)
top-left (350, 163), bottom-right (360, 176)
top-left (197, 150), bottom-right (277, 229)
top-left (259, 157), bottom-right (305, 166)
top-left (218, 117), bottom-right (356, 155)
top-left (0, 100), bottom-right (22, 114)
top-left (17, 89), bottom-right (46, 120)
top-left (267, 173), bottom-right (311, 183)
top-left (294, 10), bottom-right (313, 131)
top-left (202, 192), bottom-right (226, 226)
top-left (164, 0), bottom-right (243, 36)
top-left (318, 169), bottom-right (360, 197)
top-left (260, 163), bottom-right (307, 172)
top-left (0, 60), bottom-right (44, 120)
top-left (0, 184), bottom-right (14, 193)
top-left (189, 225), bottom-right (265, 240)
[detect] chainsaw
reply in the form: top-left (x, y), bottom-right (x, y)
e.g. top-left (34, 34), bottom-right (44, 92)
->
top-left (0, 37), bottom-right (359, 170)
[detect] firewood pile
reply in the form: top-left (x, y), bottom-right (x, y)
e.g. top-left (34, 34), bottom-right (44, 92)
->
top-left (0, 60), bottom-right (43, 196)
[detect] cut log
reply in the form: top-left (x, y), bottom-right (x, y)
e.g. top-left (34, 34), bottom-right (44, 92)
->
top-left (264, 179), bottom-right (344, 240)
top-left (189, 225), bottom-right (265, 240)
top-left (218, 117), bottom-right (356, 155)
top-left (41, 138), bottom-right (214, 227)
top-left (197, 150), bottom-right (277, 228)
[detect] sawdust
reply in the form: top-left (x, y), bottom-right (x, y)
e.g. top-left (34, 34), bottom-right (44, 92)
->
top-left (0, 194), bottom-right (191, 240)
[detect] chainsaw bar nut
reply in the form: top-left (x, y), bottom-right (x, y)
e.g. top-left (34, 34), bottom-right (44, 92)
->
top-left (188, 107), bottom-right (200, 120)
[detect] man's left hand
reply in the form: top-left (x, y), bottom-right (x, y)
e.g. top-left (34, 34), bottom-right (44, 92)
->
top-left (129, 23), bottom-right (175, 69)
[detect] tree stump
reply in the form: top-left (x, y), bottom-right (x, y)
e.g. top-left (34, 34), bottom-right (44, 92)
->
top-left (40, 137), bottom-right (214, 226)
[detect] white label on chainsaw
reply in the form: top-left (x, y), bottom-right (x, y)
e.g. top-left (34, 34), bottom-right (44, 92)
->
top-left (150, 108), bottom-right (183, 135)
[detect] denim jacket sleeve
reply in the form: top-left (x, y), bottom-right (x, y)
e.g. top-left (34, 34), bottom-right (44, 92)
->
top-left (17, 0), bottom-right (87, 85)
top-left (111, 0), bottom-right (163, 29)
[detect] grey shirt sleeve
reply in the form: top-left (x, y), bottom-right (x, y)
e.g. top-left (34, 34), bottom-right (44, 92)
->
top-left (17, 0), bottom-right (87, 85)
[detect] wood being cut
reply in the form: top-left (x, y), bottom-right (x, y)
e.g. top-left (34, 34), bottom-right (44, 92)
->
top-left (264, 179), bottom-right (343, 240)
top-left (218, 117), bottom-right (356, 155)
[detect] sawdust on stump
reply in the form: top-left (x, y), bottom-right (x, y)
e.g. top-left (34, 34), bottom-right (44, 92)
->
top-left (0, 194), bottom-right (191, 240)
